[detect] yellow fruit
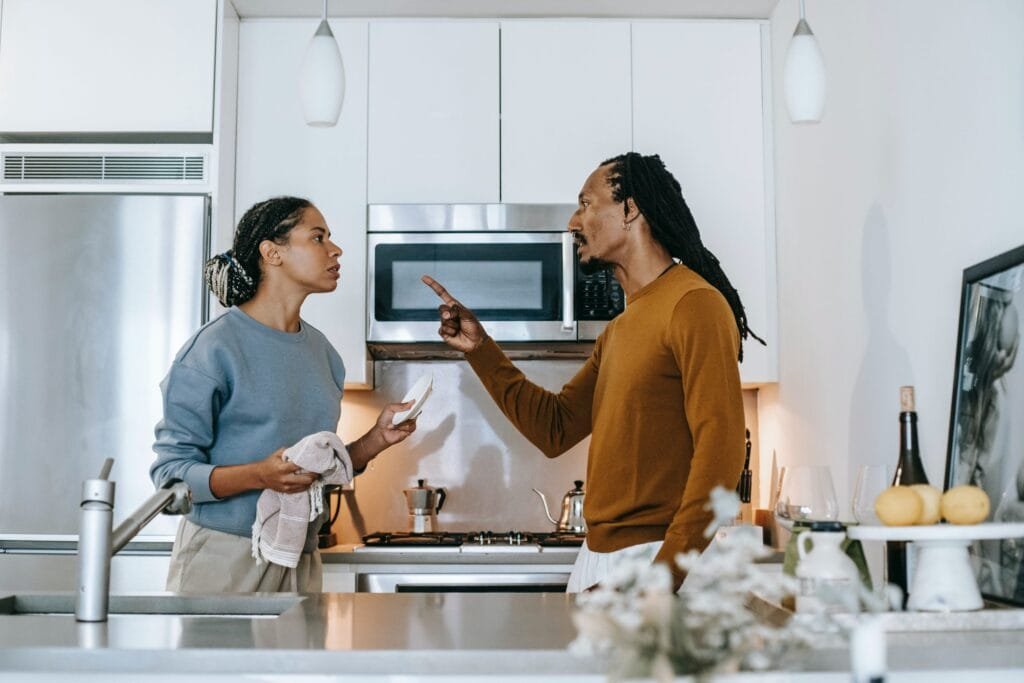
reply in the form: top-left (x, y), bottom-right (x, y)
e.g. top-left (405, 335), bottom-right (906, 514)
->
top-left (875, 486), bottom-right (923, 526)
top-left (910, 484), bottom-right (942, 524)
top-left (941, 485), bottom-right (990, 525)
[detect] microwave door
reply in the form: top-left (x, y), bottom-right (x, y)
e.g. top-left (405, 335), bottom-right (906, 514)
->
top-left (368, 232), bottom-right (577, 342)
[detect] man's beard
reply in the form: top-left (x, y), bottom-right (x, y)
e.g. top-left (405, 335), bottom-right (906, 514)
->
top-left (579, 256), bottom-right (614, 276)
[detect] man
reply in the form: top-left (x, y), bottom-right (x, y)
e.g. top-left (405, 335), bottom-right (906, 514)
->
top-left (422, 152), bottom-right (762, 591)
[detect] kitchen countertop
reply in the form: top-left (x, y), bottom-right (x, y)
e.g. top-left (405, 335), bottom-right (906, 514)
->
top-left (1, 592), bottom-right (1023, 677)
top-left (0, 592), bottom-right (594, 676)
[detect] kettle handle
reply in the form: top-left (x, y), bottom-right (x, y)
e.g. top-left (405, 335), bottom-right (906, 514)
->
top-left (434, 487), bottom-right (447, 513)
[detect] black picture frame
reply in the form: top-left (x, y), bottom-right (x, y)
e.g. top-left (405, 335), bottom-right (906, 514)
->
top-left (944, 242), bottom-right (1024, 606)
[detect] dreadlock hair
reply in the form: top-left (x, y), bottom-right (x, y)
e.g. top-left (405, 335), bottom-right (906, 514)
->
top-left (601, 152), bottom-right (766, 362)
top-left (203, 196), bottom-right (312, 307)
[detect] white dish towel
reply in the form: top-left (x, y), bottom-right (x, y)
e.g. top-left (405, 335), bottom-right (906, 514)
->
top-left (251, 431), bottom-right (352, 568)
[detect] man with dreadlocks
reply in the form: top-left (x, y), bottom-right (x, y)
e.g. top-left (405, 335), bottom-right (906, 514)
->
top-left (423, 153), bottom-right (762, 591)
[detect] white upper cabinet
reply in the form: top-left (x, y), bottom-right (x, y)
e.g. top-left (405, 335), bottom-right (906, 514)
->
top-left (235, 19), bottom-right (371, 388)
top-left (500, 21), bottom-right (632, 204)
top-left (0, 0), bottom-right (216, 134)
top-left (367, 21), bottom-right (499, 204)
top-left (632, 22), bottom-right (775, 384)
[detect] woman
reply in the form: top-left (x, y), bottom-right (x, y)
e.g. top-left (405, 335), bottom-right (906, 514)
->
top-left (151, 196), bottom-right (414, 593)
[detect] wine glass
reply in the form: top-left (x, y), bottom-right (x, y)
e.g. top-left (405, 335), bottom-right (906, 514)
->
top-left (852, 464), bottom-right (891, 525)
top-left (774, 465), bottom-right (839, 523)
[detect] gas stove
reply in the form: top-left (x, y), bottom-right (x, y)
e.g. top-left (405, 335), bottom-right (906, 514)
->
top-left (356, 530), bottom-right (585, 553)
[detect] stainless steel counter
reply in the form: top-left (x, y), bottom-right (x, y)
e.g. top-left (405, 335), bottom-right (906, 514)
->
top-left (0, 592), bottom-right (594, 675)
top-left (1, 592), bottom-right (1024, 676)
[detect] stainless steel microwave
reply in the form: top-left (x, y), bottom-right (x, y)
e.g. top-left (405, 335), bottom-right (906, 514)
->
top-left (367, 204), bottom-right (624, 345)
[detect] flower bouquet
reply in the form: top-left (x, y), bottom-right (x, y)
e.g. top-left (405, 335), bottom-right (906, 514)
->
top-left (570, 487), bottom-right (825, 681)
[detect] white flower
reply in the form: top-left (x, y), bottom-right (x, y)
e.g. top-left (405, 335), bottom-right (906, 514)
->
top-left (571, 486), bottom-right (831, 679)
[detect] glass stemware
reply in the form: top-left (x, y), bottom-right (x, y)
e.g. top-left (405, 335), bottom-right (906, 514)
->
top-left (851, 464), bottom-right (891, 525)
top-left (774, 465), bottom-right (839, 523)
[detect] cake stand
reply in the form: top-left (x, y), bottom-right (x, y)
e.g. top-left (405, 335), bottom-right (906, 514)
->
top-left (846, 522), bottom-right (1024, 611)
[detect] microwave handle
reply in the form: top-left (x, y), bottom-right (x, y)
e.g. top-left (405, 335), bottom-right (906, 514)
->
top-left (561, 233), bottom-right (575, 332)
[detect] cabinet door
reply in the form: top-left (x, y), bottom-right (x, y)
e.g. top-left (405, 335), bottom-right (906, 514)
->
top-left (632, 22), bottom-right (776, 384)
top-left (501, 21), bottom-right (632, 204)
top-left (367, 21), bottom-right (499, 204)
top-left (235, 19), bottom-right (371, 388)
top-left (0, 0), bottom-right (216, 133)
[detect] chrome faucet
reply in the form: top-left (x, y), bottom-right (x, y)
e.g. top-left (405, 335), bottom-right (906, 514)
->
top-left (76, 457), bottom-right (191, 622)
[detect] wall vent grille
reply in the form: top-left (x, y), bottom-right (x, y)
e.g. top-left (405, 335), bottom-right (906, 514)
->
top-left (1, 154), bottom-right (206, 183)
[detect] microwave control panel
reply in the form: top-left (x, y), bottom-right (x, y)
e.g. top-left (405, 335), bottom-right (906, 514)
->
top-left (576, 269), bottom-right (625, 321)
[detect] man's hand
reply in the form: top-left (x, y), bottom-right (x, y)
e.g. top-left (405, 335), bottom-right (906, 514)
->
top-left (254, 448), bottom-right (318, 494)
top-left (421, 275), bottom-right (487, 353)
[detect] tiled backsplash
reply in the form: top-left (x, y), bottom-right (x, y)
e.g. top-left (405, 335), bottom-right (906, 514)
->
top-left (333, 360), bottom-right (758, 542)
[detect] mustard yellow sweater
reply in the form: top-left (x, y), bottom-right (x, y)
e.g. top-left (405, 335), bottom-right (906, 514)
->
top-left (466, 265), bottom-right (745, 584)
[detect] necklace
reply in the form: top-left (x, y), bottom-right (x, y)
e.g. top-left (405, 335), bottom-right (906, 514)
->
top-left (657, 262), bottom-right (676, 279)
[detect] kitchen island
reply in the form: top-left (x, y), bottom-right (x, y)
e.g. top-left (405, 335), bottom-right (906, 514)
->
top-left (1, 592), bottom-right (1024, 680)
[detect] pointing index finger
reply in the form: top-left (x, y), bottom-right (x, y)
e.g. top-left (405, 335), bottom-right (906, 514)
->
top-left (421, 275), bottom-right (458, 306)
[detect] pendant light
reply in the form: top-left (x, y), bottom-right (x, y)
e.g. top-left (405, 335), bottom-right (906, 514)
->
top-left (784, 0), bottom-right (826, 123)
top-left (300, 0), bottom-right (346, 127)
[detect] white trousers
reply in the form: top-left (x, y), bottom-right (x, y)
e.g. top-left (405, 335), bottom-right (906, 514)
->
top-left (566, 539), bottom-right (664, 593)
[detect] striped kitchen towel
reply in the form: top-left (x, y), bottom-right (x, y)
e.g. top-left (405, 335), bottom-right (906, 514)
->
top-left (251, 431), bottom-right (352, 568)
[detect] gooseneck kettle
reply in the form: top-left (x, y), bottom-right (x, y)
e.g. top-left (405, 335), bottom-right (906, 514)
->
top-left (532, 480), bottom-right (586, 533)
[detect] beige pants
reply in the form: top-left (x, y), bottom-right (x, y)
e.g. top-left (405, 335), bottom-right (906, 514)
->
top-left (167, 518), bottom-right (322, 593)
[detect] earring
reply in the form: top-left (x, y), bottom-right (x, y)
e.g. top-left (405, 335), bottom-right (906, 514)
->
top-left (622, 221), bottom-right (631, 232)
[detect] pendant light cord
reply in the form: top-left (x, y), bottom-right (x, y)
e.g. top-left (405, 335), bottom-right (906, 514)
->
top-left (322, 0), bottom-right (327, 21)
top-left (799, 0), bottom-right (806, 21)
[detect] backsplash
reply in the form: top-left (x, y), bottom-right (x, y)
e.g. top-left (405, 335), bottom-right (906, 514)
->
top-left (332, 360), bottom-right (759, 542)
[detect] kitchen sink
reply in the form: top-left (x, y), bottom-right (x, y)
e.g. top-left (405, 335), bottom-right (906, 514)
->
top-left (0, 593), bottom-right (302, 617)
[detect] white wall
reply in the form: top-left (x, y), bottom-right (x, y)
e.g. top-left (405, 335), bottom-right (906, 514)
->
top-left (760, 0), bottom-right (1024, 516)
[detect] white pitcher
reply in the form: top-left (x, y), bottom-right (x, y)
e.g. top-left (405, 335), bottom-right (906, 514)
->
top-left (795, 524), bottom-right (860, 613)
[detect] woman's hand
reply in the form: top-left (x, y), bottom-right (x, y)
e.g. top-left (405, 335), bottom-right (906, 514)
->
top-left (421, 275), bottom-right (488, 353)
top-left (376, 400), bottom-right (419, 445)
top-left (209, 448), bottom-right (318, 498)
top-left (347, 402), bottom-right (418, 471)
top-left (254, 448), bottom-right (318, 494)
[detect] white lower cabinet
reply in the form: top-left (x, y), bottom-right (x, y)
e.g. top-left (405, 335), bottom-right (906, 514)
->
top-left (321, 566), bottom-right (357, 592)
top-left (234, 18), bottom-right (371, 388)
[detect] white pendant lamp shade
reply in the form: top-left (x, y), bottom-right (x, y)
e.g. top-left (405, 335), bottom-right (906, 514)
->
top-left (300, 19), bottom-right (346, 127)
top-left (784, 17), bottom-right (826, 123)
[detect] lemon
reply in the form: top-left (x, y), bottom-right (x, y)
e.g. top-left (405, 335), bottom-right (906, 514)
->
top-left (910, 484), bottom-right (942, 525)
top-left (874, 486), bottom-right (923, 526)
top-left (941, 485), bottom-right (990, 525)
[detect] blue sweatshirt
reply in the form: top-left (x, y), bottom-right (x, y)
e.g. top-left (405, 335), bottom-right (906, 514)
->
top-left (151, 306), bottom-right (346, 537)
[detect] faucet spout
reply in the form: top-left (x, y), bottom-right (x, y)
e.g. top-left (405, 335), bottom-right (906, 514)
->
top-left (75, 461), bottom-right (191, 623)
top-left (111, 482), bottom-right (190, 554)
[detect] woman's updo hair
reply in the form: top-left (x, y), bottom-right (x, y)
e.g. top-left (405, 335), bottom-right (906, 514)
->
top-left (204, 196), bottom-right (312, 307)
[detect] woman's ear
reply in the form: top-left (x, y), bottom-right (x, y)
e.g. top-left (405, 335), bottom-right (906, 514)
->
top-left (258, 239), bottom-right (282, 266)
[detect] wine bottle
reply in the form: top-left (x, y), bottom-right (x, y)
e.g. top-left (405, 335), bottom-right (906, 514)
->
top-left (886, 386), bottom-right (929, 604)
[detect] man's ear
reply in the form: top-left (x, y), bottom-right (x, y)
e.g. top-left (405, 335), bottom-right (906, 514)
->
top-left (259, 239), bottom-right (282, 266)
top-left (623, 198), bottom-right (642, 226)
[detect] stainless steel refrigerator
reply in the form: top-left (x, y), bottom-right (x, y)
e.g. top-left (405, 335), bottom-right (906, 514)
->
top-left (0, 194), bottom-right (209, 590)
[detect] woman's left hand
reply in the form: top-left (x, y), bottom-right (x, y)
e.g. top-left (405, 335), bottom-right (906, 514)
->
top-left (375, 401), bottom-right (418, 446)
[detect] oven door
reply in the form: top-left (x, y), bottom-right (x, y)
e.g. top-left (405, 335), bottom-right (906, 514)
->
top-left (356, 572), bottom-right (570, 593)
top-left (368, 232), bottom-right (576, 342)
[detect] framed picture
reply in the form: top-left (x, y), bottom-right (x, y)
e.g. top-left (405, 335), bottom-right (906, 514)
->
top-left (945, 243), bottom-right (1024, 605)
